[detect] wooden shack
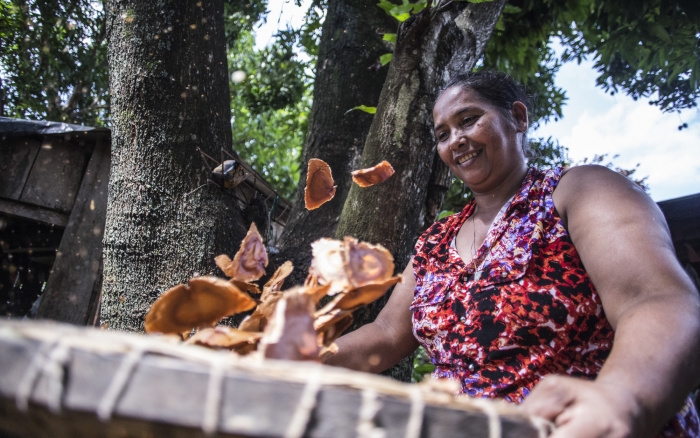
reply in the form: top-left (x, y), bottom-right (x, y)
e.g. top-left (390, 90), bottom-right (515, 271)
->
top-left (657, 193), bottom-right (700, 286)
top-left (0, 117), bottom-right (290, 325)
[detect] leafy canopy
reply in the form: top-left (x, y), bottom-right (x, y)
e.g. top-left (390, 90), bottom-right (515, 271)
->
top-left (0, 0), bottom-right (108, 125)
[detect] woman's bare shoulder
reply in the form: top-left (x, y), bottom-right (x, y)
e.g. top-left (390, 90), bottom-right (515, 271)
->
top-left (553, 165), bottom-right (656, 226)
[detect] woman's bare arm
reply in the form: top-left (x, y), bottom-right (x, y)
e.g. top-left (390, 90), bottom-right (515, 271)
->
top-left (324, 261), bottom-right (420, 373)
top-left (523, 165), bottom-right (700, 437)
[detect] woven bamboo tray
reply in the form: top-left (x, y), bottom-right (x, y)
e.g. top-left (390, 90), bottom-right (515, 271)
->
top-left (0, 319), bottom-right (550, 438)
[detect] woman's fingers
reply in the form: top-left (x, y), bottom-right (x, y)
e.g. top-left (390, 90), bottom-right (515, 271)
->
top-left (521, 375), bottom-right (639, 438)
top-left (521, 375), bottom-right (576, 422)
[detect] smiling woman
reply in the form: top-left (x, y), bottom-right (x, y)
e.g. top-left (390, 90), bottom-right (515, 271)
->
top-left (325, 70), bottom-right (700, 438)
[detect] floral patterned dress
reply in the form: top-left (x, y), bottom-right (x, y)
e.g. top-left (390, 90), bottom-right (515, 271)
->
top-left (410, 167), bottom-right (698, 436)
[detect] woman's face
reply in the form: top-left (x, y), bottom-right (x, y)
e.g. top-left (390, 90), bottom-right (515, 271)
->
top-left (432, 85), bottom-right (528, 193)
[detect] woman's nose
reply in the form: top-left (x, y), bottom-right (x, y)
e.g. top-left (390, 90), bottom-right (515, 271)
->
top-left (448, 131), bottom-right (466, 150)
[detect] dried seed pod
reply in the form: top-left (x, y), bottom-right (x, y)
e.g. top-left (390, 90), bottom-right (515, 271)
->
top-left (329, 276), bottom-right (402, 312)
top-left (309, 237), bottom-right (396, 295)
top-left (304, 158), bottom-right (336, 210)
top-left (260, 290), bottom-right (319, 361)
top-left (186, 326), bottom-right (262, 352)
top-left (319, 311), bottom-right (354, 346)
top-left (343, 237), bottom-right (396, 288)
top-left (318, 343), bottom-right (339, 361)
top-left (261, 261), bottom-right (293, 300)
top-left (351, 160), bottom-right (395, 187)
top-left (309, 238), bottom-right (351, 294)
top-left (215, 222), bottom-right (268, 282)
top-left (240, 284), bottom-right (329, 333)
top-left (145, 276), bottom-right (257, 334)
top-left (231, 280), bottom-right (261, 296)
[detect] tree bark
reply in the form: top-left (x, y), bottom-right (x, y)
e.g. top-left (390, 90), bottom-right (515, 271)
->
top-left (276, 0), bottom-right (396, 284)
top-left (334, 1), bottom-right (506, 380)
top-left (101, 0), bottom-right (246, 332)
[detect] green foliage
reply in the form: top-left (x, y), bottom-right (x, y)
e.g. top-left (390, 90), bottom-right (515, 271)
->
top-left (527, 136), bottom-right (570, 169)
top-left (347, 105), bottom-right (377, 114)
top-left (223, 1), bottom-right (268, 48)
top-left (0, 0), bottom-right (268, 126)
top-left (234, 30), bottom-right (308, 115)
top-left (289, 0), bottom-right (326, 59)
top-left (229, 30), bottom-right (311, 199)
top-left (480, 1), bottom-right (580, 130)
top-left (377, 0), bottom-right (427, 22)
top-left (412, 346), bottom-right (435, 382)
top-left (382, 33), bottom-right (397, 43)
top-left (561, 0), bottom-right (700, 114)
top-left (0, 0), bottom-right (109, 125)
top-left (230, 95), bottom-right (307, 200)
top-left (482, 0), bottom-right (700, 128)
top-left (379, 53), bottom-right (393, 66)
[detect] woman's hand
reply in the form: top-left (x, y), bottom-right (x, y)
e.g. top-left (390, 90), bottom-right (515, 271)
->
top-left (522, 375), bottom-right (645, 438)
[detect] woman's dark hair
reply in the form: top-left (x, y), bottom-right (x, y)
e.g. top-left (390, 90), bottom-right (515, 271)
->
top-left (436, 70), bottom-right (534, 157)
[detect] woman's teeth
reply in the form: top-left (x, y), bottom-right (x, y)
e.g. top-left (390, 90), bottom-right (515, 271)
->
top-left (457, 150), bottom-right (480, 164)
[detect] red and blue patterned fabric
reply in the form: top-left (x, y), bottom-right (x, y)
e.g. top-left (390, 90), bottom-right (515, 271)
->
top-left (410, 167), bottom-right (699, 436)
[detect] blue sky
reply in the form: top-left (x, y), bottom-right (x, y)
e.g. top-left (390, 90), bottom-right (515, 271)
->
top-left (257, 0), bottom-right (700, 202)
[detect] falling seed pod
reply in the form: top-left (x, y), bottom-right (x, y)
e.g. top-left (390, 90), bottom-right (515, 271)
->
top-left (304, 158), bottom-right (336, 210)
top-left (215, 222), bottom-right (268, 282)
top-left (261, 261), bottom-right (293, 300)
top-left (351, 160), bottom-right (395, 187)
top-left (343, 236), bottom-right (396, 288)
top-left (309, 237), bottom-right (396, 295)
top-left (144, 276), bottom-right (257, 335)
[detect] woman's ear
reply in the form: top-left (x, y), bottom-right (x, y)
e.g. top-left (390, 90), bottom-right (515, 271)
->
top-left (512, 101), bottom-right (528, 132)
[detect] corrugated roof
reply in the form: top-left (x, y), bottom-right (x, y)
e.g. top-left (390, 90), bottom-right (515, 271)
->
top-left (0, 117), bottom-right (110, 137)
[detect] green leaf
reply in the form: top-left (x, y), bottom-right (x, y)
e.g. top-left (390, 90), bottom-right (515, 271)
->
top-left (346, 105), bottom-right (377, 114)
top-left (495, 14), bottom-right (505, 31)
top-left (379, 53), bottom-right (393, 66)
top-left (382, 33), bottom-right (397, 43)
top-left (376, 0), bottom-right (397, 14)
top-left (437, 210), bottom-right (455, 220)
top-left (648, 22), bottom-right (671, 44)
top-left (503, 4), bottom-right (522, 14)
top-left (414, 364), bottom-right (435, 374)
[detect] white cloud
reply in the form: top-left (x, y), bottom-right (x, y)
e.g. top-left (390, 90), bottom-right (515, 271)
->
top-left (534, 57), bottom-right (700, 202)
top-left (557, 98), bottom-right (700, 201)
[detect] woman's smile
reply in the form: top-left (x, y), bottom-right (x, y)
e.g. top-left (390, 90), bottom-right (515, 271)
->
top-left (456, 149), bottom-right (482, 165)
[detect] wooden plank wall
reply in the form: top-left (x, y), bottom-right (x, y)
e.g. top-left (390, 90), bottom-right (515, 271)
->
top-left (35, 139), bottom-right (110, 325)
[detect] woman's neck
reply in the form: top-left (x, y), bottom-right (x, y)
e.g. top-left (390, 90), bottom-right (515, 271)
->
top-left (471, 165), bottom-right (529, 218)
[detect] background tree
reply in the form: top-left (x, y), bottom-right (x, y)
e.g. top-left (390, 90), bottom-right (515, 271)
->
top-left (0, 0), bottom-right (108, 125)
top-left (275, 0), bottom-right (397, 281)
top-left (100, 0), bottom-right (251, 331)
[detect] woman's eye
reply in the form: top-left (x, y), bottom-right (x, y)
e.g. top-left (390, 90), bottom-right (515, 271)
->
top-left (437, 132), bottom-right (448, 142)
top-left (462, 116), bottom-right (476, 126)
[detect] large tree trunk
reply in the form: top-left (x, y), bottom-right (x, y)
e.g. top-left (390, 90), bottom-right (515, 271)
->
top-left (336, 1), bottom-right (506, 264)
top-left (276, 0), bottom-right (395, 284)
top-left (335, 1), bottom-right (507, 380)
top-left (101, 0), bottom-right (246, 332)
